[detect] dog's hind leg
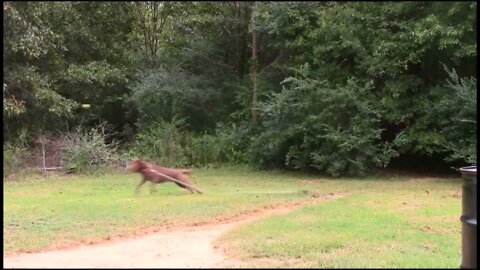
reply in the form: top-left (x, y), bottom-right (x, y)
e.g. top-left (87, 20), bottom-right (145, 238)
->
top-left (174, 182), bottom-right (194, 194)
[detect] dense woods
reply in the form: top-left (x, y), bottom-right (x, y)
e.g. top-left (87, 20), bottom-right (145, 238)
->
top-left (3, 2), bottom-right (477, 176)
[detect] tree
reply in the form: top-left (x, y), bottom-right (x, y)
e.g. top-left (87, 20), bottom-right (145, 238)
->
top-left (248, 2), bottom-right (476, 174)
top-left (3, 2), bottom-right (77, 140)
top-left (4, 1), bottom-right (476, 175)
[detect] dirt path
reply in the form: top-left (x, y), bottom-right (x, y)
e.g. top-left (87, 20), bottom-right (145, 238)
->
top-left (3, 193), bottom-right (346, 269)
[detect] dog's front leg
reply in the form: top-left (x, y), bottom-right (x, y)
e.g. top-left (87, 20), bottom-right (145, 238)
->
top-left (135, 179), bottom-right (146, 194)
top-left (149, 182), bottom-right (157, 194)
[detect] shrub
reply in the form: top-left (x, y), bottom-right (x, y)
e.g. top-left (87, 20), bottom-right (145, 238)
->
top-left (187, 123), bottom-right (249, 167)
top-left (3, 130), bottom-right (29, 179)
top-left (60, 123), bottom-right (120, 174)
top-left (214, 122), bottom-right (252, 165)
top-left (128, 118), bottom-right (251, 168)
top-left (433, 68), bottom-right (476, 164)
top-left (252, 65), bottom-right (399, 176)
top-left (188, 133), bottom-right (224, 167)
top-left (129, 117), bottom-right (190, 167)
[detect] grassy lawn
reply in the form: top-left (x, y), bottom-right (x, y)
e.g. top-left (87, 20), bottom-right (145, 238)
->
top-left (4, 167), bottom-right (462, 268)
top-left (4, 167), bottom-right (336, 254)
top-left (218, 176), bottom-right (462, 268)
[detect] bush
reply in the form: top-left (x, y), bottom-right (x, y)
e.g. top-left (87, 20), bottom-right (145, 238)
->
top-left (3, 130), bottom-right (29, 179)
top-left (129, 117), bottom-right (190, 167)
top-left (187, 123), bottom-right (250, 167)
top-left (434, 68), bottom-right (476, 164)
top-left (188, 133), bottom-right (225, 167)
top-left (251, 65), bottom-right (399, 176)
top-left (214, 122), bottom-right (252, 165)
top-left (128, 118), bottom-right (251, 168)
top-left (60, 123), bottom-right (120, 174)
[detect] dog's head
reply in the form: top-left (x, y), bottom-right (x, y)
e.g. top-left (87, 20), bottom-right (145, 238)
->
top-left (126, 158), bottom-right (146, 172)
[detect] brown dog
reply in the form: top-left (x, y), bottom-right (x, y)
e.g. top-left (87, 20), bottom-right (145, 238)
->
top-left (126, 158), bottom-right (202, 194)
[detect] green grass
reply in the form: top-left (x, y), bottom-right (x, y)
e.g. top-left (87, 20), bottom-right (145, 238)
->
top-left (4, 167), bottom-right (462, 268)
top-left (4, 167), bottom-right (332, 254)
top-left (219, 176), bottom-right (462, 268)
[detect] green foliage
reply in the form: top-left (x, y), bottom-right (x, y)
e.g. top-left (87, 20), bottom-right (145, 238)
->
top-left (3, 130), bottom-right (30, 179)
top-left (3, 2), bottom-right (78, 139)
top-left (188, 123), bottom-right (252, 167)
top-left (251, 65), bottom-right (399, 176)
top-left (3, 1), bottom-right (477, 175)
top-left (129, 31), bottom-right (246, 132)
top-left (215, 122), bottom-right (253, 165)
top-left (130, 68), bottom-right (196, 130)
top-left (128, 118), bottom-right (250, 168)
top-left (391, 67), bottom-right (477, 165)
top-left (3, 2), bottom-right (138, 141)
top-left (129, 118), bottom-right (190, 167)
top-left (433, 68), bottom-right (476, 164)
top-left (3, 2), bottom-right (60, 59)
top-left (188, 133), bottom-right (226, 167)
top-left (248, 2), bottom-right (476, 174)
top-left (60, 124), bottom-right (120, 174)
top-left (3, 84), bottom-right (26, 117)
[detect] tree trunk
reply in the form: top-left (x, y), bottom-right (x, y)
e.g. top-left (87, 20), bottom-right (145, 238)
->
top-left (251, 2), bottom-right (258, 123)
top-left (235, 2), bottom-right (242, 76)
top-left (239, 3), bottom-right (249, 78)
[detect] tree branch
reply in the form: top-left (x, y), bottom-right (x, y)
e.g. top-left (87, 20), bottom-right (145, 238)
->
top-left (259, 49), bottom-right (283, 76)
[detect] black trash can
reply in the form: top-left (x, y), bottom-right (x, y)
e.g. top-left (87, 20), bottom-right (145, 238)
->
top-left (459, 166), bottom-right (477, 269)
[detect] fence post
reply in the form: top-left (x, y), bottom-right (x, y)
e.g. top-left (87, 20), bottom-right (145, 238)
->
top-left (37, 136), bottom-right (48, 177)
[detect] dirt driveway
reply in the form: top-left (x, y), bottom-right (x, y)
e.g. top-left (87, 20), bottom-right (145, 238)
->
top-left (3, 193), bottom-right (345, 268)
